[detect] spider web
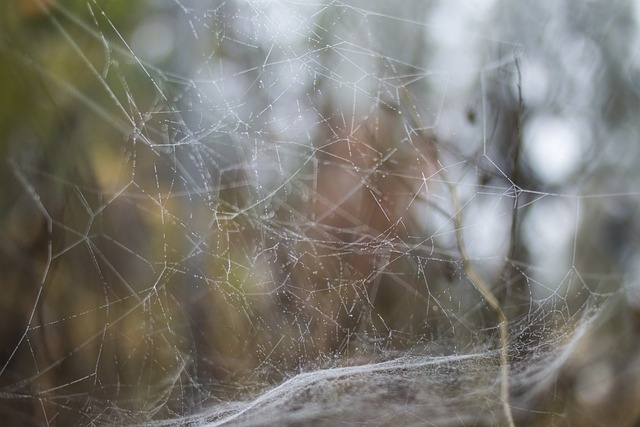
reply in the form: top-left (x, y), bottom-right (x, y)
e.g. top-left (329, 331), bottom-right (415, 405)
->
top-left (2, 0), bottom-right (640, 426)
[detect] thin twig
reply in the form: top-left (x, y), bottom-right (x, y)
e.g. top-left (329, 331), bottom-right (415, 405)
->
top-left (398, 89), bottom-right (516, 426)
top-left (450, 187), bottom-right (515, 427)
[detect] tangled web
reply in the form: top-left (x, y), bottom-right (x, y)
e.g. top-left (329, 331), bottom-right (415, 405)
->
top-left (2, 0), bottom-right (640, 425)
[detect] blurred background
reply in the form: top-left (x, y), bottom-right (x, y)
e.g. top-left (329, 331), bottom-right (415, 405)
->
top-left (2, 0), bottom-right (640, 425)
